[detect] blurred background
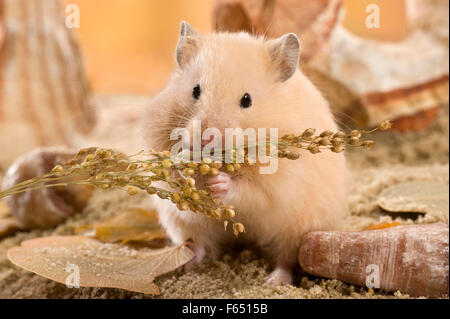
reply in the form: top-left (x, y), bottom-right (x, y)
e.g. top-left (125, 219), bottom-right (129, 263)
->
top-left (70, 0), bottom-right (409, 95)
top-left (0, 0), bottom-right (448, 170)
top-left (69, 0), bottom-right (213, 94)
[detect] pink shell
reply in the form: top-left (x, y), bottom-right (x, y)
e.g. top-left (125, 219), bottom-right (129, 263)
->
top-left (299, 223), bottom-right (449, 297)
top-left (1, 147), bottom-right (83, 229)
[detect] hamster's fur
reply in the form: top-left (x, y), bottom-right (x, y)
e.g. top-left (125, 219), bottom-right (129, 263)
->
top-left (145, 22), bottom-right (348, 285)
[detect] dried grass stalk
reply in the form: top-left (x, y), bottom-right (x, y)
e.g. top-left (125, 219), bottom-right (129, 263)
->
top-left (0, 122), bottom-right (391, 234)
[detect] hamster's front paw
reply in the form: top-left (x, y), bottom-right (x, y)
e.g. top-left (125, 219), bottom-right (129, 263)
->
top-left (206, 172), bottom-right (232, 201)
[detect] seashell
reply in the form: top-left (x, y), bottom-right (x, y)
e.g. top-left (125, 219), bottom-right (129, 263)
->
top-left (0, 198), bottom-right (20, 239)
top-left (299, 223), bottom-right (449, 297)
top-left (1, 146), bottom-right (93, 229)
top-left (407, 0), bottom-right (449, 46)
top-left (307, 1), bottom-right (449, 131)
top-left (0, 216), bottom-right (19, 239)
top-left (0, 0), bottom-right (96, 169)
top-left (213, 0), bottom-right (343, 62)
top-left (377, 181), bottom-right (449, 222)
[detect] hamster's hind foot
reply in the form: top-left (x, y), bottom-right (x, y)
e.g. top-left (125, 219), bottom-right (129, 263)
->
top-left (182, 241), bottom-right (206, 272)
top-left (264, 264), bottom-right (293, 286)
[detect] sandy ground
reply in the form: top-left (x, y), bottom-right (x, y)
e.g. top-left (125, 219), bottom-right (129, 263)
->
top-left (0, 98), bottom-right (448, 299)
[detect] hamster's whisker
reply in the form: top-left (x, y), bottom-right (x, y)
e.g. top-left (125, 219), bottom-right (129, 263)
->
top-left (331, 110), bottom-right (361, 129)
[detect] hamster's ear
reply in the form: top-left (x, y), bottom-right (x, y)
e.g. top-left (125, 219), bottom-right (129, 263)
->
top-left (266, 33), bottom-right (300, 82)
top-left (176, 21), bottom-right (199, 68)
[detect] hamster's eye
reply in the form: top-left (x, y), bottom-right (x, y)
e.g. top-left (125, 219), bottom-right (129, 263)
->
top-left (240, 93), bottom-right (252, 108)
top-left (192, 84), bottom-right (201, 100)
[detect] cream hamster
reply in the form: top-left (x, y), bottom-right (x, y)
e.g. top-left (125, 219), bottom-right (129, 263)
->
top-left (145, 22), bottom-right (348, 285)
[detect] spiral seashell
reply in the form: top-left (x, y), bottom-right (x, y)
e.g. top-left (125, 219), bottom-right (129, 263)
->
top-left (407, 0), bottom-right (449, 46)
top-left (1, 147), bottom-right (93, 229)
top-left (299, 223), bottom-right (449, 297)
top-left (306, 0), bottom-right (449, 131)
top-left (0, 0), bottom-right (96, 169)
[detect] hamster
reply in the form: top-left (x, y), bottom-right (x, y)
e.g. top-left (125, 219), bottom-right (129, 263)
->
top-left (145, 22), bottom-right (348, 285)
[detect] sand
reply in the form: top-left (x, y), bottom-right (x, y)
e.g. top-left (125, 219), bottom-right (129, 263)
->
top-left (0, 98), bottom-right (448, 299)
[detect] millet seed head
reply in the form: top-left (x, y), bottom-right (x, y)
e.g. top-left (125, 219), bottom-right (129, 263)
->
top-left (331, 145), bottom-right (345, 153)
top-left (361, 140), bottom-right (375, 149)
top-left (199, 164), bottom-right (211, 175)
top-left (302, 128), bottom-right (316, 137)
top-left (380, 120), bottom-right (392, 130)
top-left (127, 186), bottom-right (138, 195)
